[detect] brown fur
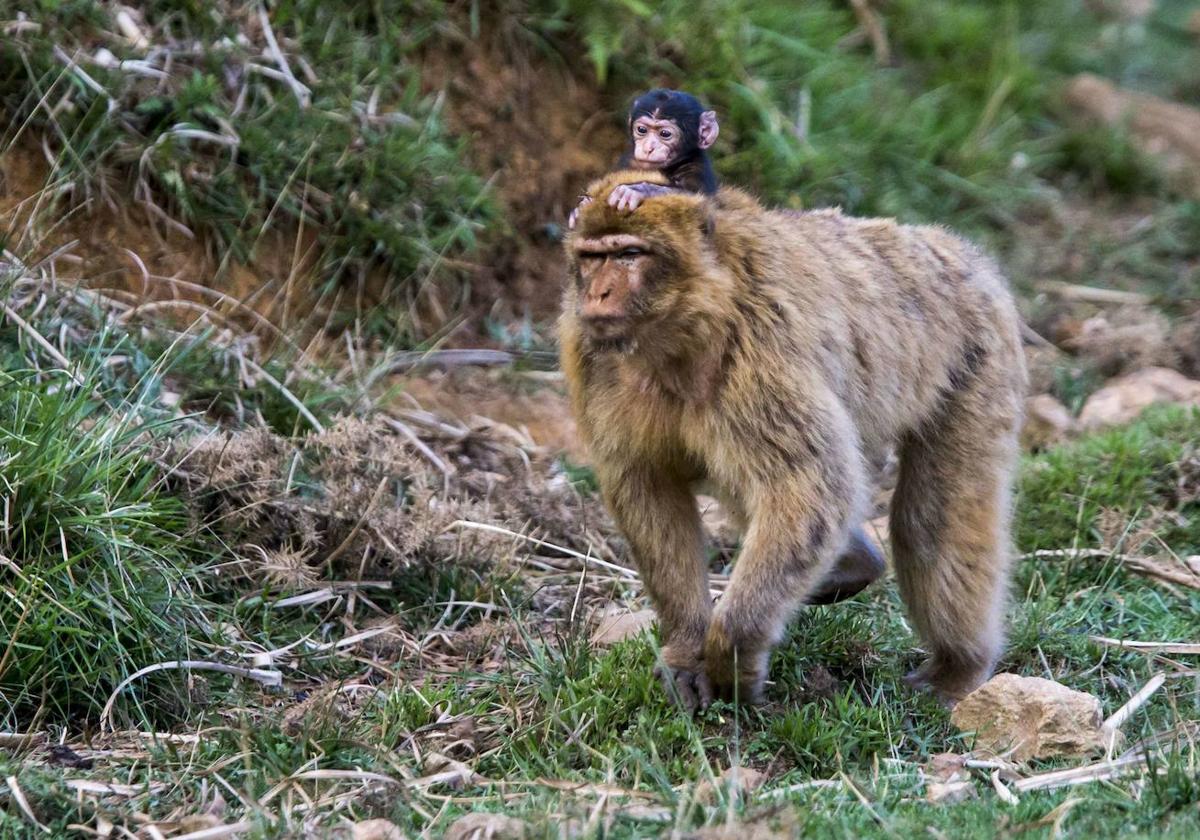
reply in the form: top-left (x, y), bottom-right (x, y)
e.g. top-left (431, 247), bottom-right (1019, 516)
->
top-left (560, 171), bottom-right (1027, 707)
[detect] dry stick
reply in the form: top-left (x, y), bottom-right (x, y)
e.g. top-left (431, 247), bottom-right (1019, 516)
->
top-left (848, 0), bottom-right (891, 65)
top-left (3, 777), bottom-right (50, 834)
top-left (100, 661), bottom-right (283, 732)
top-left (1012, 753), bottom-right (1152, 793)
top-left (240, 355), bottom-right (325, 434)
top-left (0, 300), bottom-right (84, 386)
top-left (1091, 637), bottom-right (1200, 656)
top-left (383, 416), bottom-right (453, 491)
top-left (450, 520), bottom-right (637, 580)
top-left (322, 476), bottom-right (389, 570)
top-left (171, 824), bottom-right (253, 840)
top-left (1024, 548), bottom-right (1200, 591)
top-left (255, 4), bottom-right (310, 107)
top-left (1102, 672), bottom-right (1167, 756)
top-left (1037, 280), bottom-right (1151, 306)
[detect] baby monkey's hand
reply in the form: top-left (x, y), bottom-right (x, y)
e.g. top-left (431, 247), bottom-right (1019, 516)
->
top-left (607, 182), bottom-right (673, 213)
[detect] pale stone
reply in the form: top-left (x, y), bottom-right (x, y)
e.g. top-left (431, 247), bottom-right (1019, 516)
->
top-left (951, 673), bottom-right (1110, 762)
top-left (1079, 367), bottom-right (1200, 430)
top-left (590, 608), bottom-right (657, 647)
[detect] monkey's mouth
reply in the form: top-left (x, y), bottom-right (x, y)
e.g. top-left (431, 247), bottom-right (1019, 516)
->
top-left (634, 151), bottom-right (669, 166)
top-left (581, 315), bottom-right (633, 346)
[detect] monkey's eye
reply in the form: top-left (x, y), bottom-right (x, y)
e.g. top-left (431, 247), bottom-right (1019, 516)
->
top-left (659, 129), bottom-right (672, 139)
top-left (635, 125), bottom-right (648, 135)
top-left (617, 247), bottom-right (646, 258)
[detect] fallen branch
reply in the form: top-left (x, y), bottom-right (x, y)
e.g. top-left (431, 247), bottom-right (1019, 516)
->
top-left (256, 3), bottom-right (311, 107)
top-left (1022, 548), bottom-right (1200, 592)
top-left (101, 661), bottom-right (283, 732)
top-left (1102, 673), bottom-right (1166, 755)
top-left (1013, 753), bottom-right (1151, 793)
top-left (1090, 637), bottom-right (1200, 656)
top-left (1036, 280), bottom-right (1151, 306)
top-left (847, 0), bottom-right (891, 65)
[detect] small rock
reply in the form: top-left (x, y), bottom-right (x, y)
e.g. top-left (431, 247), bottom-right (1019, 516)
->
top-left (926, 778), bottom-right (977, 804)
top-left (1079, 367), bottom-right (1200, 430)
top-left (696, 766), bottom-right (768, 804)
top-left (444, 813), bottom-right (529, 840)
top-left (352, 820), bottom-right (406, 840)
top-left (921, 752), bottom-right (976, 804)
top-left (1021, 394), bottom-right (1075, 451)
top-left (591, 608), bottom-right (657, 647)
top-left (1064, 74), bottom-right (1200, 198)
top-left (924, 752), bottom-right (967, 783)
top-left (950, 673), bottom-right (1111, 762)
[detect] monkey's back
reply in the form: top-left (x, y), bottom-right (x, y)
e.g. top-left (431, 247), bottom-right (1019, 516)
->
top-left (712, 190), bottom-right (1026, 455)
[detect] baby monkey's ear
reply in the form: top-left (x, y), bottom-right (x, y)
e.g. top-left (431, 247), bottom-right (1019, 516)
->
top-left (698, 111), bottom-right (719, 150)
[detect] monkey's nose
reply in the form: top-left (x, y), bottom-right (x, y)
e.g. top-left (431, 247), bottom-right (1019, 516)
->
top-left (582, 282), bottom-right (627, 322)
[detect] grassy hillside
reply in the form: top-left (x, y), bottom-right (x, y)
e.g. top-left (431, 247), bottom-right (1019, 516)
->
top-left (1, 0), bottom-right (1198, 837)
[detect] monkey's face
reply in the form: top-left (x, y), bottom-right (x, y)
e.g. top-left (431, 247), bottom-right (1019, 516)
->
top-left (630, 116), bottom-right (684, 168)
top-left (569, 234), bottom-right (658, 343)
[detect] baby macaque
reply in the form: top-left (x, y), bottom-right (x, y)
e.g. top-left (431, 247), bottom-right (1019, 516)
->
top-left (569, 89), bottom-right (719, 228)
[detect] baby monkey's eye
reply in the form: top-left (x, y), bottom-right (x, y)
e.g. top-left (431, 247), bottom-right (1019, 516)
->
top-left (659, 129), bottom-right (672, 139)
top-left (635, 125), bottom-right (648, 135)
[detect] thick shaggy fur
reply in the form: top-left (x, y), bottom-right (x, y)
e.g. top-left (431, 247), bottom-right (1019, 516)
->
top-left (560, 171), bottom-right (1027, 705)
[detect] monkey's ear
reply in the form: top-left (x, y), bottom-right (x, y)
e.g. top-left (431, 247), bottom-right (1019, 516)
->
top-left (698, 111), bottom-right (719, 149)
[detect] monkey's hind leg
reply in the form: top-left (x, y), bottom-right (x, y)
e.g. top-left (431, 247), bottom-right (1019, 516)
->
top-left (890, 385), bottom-right (1021, 705)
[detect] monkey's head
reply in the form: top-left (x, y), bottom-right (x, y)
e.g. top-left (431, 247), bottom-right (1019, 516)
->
top-left (565, 172), bottom-right (726, 348)
top-left (627, 89), bottom-right (718, 169)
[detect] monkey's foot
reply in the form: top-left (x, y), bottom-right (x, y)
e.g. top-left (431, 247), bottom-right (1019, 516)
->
top-left (805, 526), bottom-right (885, 605)
top-left (702, 621), bottom-right (768, 706)
top-left (653, 664), bottom-right (714, 713)
top-left (904, 659), bottom-right (991, 709)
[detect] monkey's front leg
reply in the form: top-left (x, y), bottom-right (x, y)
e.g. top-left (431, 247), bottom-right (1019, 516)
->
top-left (704, 475), bottom-right (859, 703)
top-left (601, 465), bottom-right (714, 711)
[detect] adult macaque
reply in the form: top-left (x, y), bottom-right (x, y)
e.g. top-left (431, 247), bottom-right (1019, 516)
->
top-left (560, 172), bottom-right (1026, 710)
top-left (568, 89), bottom-right (719, 229)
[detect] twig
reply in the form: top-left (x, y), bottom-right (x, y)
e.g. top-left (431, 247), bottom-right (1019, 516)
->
top-left (1102, 673), bottom-right (1166, 756)
top-left (101, 661), bottom-right (283, 732)
top-left (0, 732), bottom-right (44, 749)
top-left (384, 416), bottom-right (453, 492)
top-left (847, 0), bottom-right (891, 65)
top-left (322, 477), bottom-right (388, 568)
top-left (1103, 673), bottom-right (1167, 733)
top-left (172, 824), bottom-right (252, 840)
top-left (1037, 280), bottom-right (1151, 306)
top-left (255, 4), bottom-right (311, 107)
top-left (449, 520), bottom-right (638, 579)
top-left (1013, 753), bottom-right (1151, 793)
top-left (240, 355), bottom-right (325, 433)
top-left (51, 46), bottom-right (116, 112)
top-left (3, 777), bottom-right (50, 834)
top-left (0, 300), bottom-right (84, 386)
top-left (1091, 637), bottom-right (1200, 655)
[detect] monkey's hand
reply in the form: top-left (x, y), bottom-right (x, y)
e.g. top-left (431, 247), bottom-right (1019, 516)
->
top-left (702, 617), bottom-right (768, 705)
top-left (567, 195), bottom-right (593, 230)
top-left (608, 182), bottom-right (673, 213)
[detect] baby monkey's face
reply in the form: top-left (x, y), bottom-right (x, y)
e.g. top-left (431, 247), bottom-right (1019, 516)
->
top-left (630, 116), bottom-right (684, 167)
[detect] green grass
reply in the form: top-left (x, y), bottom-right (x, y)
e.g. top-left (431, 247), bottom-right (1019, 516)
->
top-left (0, 0), bottom-right (495, 339)
top-left (1, 405), bottom-right (1196, 836)
top-left (2, 1), bottom-right (1199, 836)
